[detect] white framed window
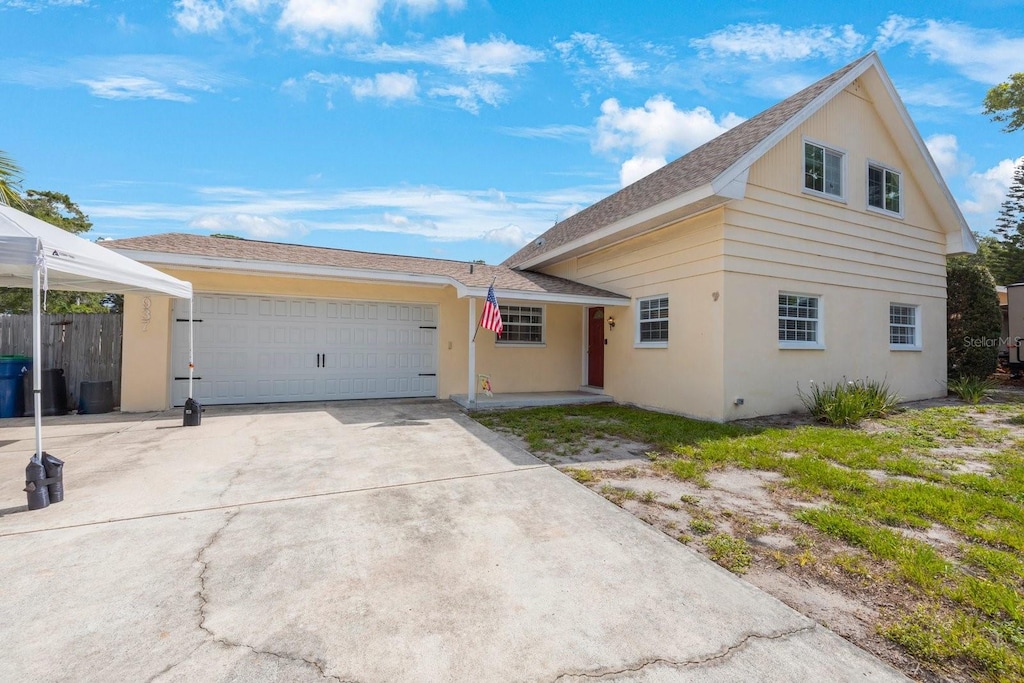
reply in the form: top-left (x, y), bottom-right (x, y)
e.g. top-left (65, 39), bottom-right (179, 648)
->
top-left (635, 295), bottom-right (669, 347)
top-left (803, 139), bottom-right (845, 200)
top-left (868, 162), bottom-right (902, 215)
top-left (496, 304), bottom-right (544, 345)
top-left (890, 303), bottom-right (920, 350)
top-left (778, 293), bottom-right (823, 348)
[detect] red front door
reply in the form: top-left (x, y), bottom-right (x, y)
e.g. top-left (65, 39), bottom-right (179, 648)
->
top-left (587, 307), bottom-right (605, 388)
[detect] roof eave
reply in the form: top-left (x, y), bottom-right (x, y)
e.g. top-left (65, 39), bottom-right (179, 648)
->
top-left (111, 249), bottom-right (629, 305)
top-left (513, 183), bottom-right (720, 270)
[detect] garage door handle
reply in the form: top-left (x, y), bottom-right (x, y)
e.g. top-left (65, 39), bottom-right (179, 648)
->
top-left (418, 373), bottom-right (436, 377)
top-left (419, 326), bottom-right (437, 329)
top-left (174, 376), bottom-right (202, 380)
top-left (175, 318), bottom-right (204, 322)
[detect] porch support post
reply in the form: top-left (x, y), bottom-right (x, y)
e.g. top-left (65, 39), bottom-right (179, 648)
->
top-left (468, 296), bottom-right (476, 404)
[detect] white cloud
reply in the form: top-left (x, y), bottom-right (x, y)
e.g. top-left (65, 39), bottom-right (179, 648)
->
top-left (397, 0), bottom-right (462, 13)
top-left (0, 0), bottom-right (88, 10)
top-left (79, 76), bottom-right (196, 102)
top-left (691, 23), bottom-right (866, 62)
top-left (173, 0), bottom-right (226, 33)
top-left (278, 0), bottom-right (383, 38)
top-left (349, 71), bottom-right (417, 102)
top-left (874, 15), bottom-right (1024, 84)
top-left (963, 157), bottom-right (1024, 216)
top-left (0, 54), bottom-right (232, 102)
top-left (85, 183), bottom-right (614, 244)
top-left (188, 213), bottom-right (307, 239)
top-left (595, 95), bottom-right (745, 187)
top-left (925, 134), bottom-right (972, 180)
top-left (554, 32), bottom-right (646, 81)
top-left (618, 156), bottom-right (667, 187)
top-left (355, 35), bottom-right (544, 75)
top-left (497, 124), bottom-right (590, 140)
top-left (896, 81), bottom-right (969, 109)
top-left (482, 224), bottom-right (531, 247)
top-left (428, 79), bottom-right (505, 113)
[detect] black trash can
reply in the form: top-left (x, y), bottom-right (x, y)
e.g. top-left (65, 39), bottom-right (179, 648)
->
top-left (79, 381), bottom-right (114, 414)
top-left (23, 368), bottom-right (69, 417)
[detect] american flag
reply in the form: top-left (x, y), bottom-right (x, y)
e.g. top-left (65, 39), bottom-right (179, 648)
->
top-left (480, 284), bottom-right (503, 337)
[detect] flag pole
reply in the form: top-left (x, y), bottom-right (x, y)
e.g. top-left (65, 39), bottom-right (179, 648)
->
top-left (471, 276), bottom-right (498, 343)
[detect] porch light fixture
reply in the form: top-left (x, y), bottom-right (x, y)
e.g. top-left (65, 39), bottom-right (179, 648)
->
top-left (607, 316), bottom-right (616, 329)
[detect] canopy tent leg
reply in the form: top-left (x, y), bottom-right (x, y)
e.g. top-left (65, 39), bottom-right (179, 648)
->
top-left (188, 296), bottom-right (194, 400)
top-left (31, 261), bottom-right (42, 463)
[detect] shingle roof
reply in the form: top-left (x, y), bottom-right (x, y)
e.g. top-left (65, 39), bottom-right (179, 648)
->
top-left (104, 233), bottom-right (628, 301)
top-left (503, 54), bottom-right (872, 268)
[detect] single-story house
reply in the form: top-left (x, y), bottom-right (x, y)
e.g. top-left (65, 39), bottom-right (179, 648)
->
top-left (107, 51), bottom-right (976, 422)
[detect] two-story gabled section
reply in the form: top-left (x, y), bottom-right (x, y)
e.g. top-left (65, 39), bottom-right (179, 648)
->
top-left (504, 51), bottom-right (977, 421)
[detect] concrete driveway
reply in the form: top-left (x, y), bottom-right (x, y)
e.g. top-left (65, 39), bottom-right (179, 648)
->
top-left (0, 401), bottom-right (906, 682)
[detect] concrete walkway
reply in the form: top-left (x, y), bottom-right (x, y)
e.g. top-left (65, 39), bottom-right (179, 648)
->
top-left (0, 401), bottom-right (907, 682)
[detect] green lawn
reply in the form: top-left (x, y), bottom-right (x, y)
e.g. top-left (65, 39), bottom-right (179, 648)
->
top-left (475, 402), bottom-right (1024, 682)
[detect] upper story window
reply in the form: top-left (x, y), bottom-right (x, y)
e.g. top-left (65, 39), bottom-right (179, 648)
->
top-left (779, 293), bottom-right (822, 348)
top-left (497, 305), bottom-right (544, 344)
top-left (890, 303), bottom-right (920, 350)
top-left (804, 141), bottom-right (844, 199)
top-left (868, 163), bottom-right (902, 215)
top-left (636, 295), bottom-right (669, 347)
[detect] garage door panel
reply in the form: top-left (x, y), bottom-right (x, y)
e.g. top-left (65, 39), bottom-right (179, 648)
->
top-left (172, 296), bottom-right (438, 406)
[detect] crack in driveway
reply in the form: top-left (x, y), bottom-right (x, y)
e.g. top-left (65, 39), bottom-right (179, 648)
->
top-left (191, 508), bottom-right (350, 683)
top-left (550, 623), bottom-right (818, 681)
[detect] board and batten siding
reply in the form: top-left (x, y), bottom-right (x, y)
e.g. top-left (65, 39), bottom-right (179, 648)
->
top-left (541, 208), bottom-right (728, 420)
top-left (720, 79), bottom-right (948, 418)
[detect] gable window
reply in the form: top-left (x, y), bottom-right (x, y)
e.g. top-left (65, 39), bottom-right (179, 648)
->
top-left (497, 305), bottom-right (544, 344)
top-left (804, 141), bottom-right (844, 199)
top-left (890, 303), bottom-right (920, 350)
top-left (636, 295), bottom-right (669, 347)
top-left (778, 293), bottom-right (822, 347)
top-left (868, 163), bottom-right (902, 215)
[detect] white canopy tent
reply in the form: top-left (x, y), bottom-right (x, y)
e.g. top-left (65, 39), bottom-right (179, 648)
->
top-left (0, 204), bottom-right (194, 469)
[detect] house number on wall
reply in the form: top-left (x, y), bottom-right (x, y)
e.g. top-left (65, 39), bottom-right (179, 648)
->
top-left (142, 297), bottom-right (151, 332)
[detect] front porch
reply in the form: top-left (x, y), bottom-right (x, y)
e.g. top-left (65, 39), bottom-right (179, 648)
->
top-left (450, 391), bottom-right (615, 410)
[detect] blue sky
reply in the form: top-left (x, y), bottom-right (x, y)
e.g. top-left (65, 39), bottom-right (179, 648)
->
top-left (1, 1), bottom-right (1023, 264)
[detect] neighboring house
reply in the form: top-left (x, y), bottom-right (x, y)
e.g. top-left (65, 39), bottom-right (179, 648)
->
top-left (107, 52), bottom-right (976, 421)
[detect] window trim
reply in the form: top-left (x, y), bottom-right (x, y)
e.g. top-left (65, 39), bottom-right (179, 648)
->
top-left (802, 137), bottom-right (847, 203)
top-left (494, 303), bottom-right (546, 347)
top-left (778, 291), bottom-right (825, 350)
top-left (866, 159), bottom-right (904, 218)
top-left (634, 294), bottom-right (669, 348)
top-left (889, 302), bottom-right (921, 351)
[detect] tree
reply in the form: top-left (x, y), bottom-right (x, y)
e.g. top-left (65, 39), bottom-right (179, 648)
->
top-left (987, 159), bottom-right (1024, 286)
top-left (0, 190), bottom-right (119, 314)
top-left (0, 149), bottom-right (23, 207)
top-left (984, 73), bottom-right (1024, 133)
top-left (947, 259), bottom-right (1003, 379)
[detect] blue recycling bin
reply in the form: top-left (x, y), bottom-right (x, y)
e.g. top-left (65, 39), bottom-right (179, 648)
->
top-left (0, 355), bottom-right (32, 418)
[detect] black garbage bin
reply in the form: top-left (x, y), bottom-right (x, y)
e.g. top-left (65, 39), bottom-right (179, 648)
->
top-left (23, 368), bottom-right (69, 417)
top-left (79, 381), bottom-right (114, 414)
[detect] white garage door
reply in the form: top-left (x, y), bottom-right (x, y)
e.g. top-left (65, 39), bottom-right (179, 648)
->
top-left (170, 294), bottom-right (438, 406)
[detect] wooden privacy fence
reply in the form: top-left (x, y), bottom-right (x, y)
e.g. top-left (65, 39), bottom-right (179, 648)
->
top-left (0, 313), bottom-right (123, 409)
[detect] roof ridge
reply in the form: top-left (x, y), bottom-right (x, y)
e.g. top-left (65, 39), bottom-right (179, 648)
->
top-left (107, 231), bottom-right (508, 269)
top-left (502, 52), bottom-right (874, 268)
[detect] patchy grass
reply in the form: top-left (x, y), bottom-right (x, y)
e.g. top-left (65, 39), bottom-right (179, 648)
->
top-left (476, 401), bottom-right (1024, 681)
top-left (705, 533), bottom-right (753, 574)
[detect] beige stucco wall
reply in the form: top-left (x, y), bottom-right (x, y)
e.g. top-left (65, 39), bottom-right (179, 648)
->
top-left (542, 78), bottom-right (950, 421)
top-left (120, 267), bottom-right (584, 411)
top-left (721, 78), bottom-right (949, 418)
top-left (542, 209), bottom-right (728, 421)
